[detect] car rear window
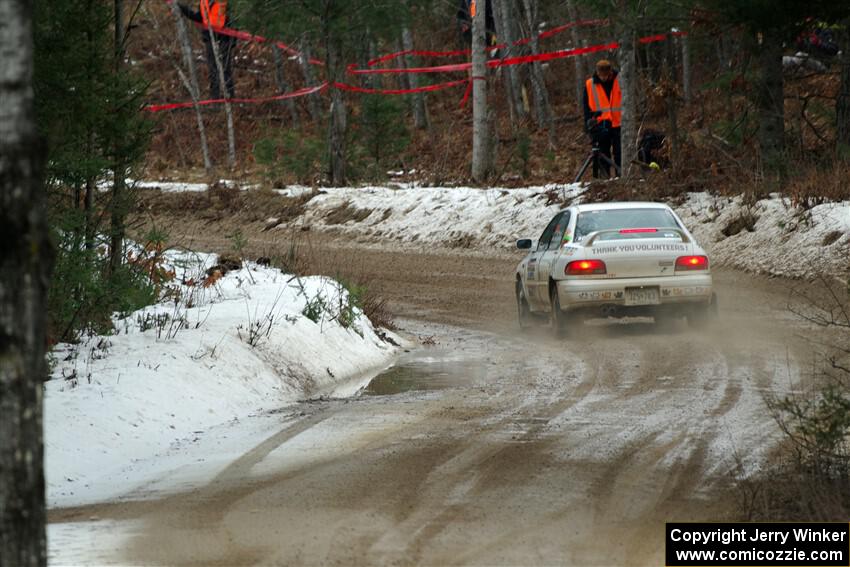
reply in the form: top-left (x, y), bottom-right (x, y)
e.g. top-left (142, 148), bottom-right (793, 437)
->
top-left (574, 208), bottom-right (682, 241)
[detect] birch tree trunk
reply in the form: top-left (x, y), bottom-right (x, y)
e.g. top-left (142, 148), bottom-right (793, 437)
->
top-left (493, 0), bottom-right (526, 130)
top-left (299, 39), bottom-right (323, 124)
top-left (272, 45), bottom-right (300, 127)
top-left (0, 1), bottom-right (51, 564)
top-left (618, 27), bottom-right (637, 179)
top-left (402, 26), bottom-right (428, 130)
top-left (207, 27), bottom-right (237, 169)
top-left (565, 0), bottom-right (587, 106)
top-left (521, 0), bottom-right (555, 147)
top-left (471, 0), bottom-right (491, 182)
top-left (169, 2), bottom-right (212, 171)
top-left (680, 33), bottom-right (691, 104)
top-left (756, 28), bottom-right (785, 165)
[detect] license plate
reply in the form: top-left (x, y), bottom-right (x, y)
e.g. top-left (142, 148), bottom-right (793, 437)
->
top-left (625, 286), bottom-right (660, 306)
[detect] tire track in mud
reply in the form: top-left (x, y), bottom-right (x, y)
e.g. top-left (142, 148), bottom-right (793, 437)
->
top-left (50, 232), bottom-right (831, 565)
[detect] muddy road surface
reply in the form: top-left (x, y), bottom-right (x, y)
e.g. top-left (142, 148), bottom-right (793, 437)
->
top-left (50, 234), bottom-right (821, 565)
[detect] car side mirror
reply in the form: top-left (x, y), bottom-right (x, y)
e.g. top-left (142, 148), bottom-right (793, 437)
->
top-left (516, 238), bottom-right (532, 250)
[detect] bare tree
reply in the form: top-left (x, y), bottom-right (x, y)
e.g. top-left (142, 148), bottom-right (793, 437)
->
top-left (837, 19), bottom-right (850, 151)
top-left (0, 0), bottom-right (52, 564)
top-left (272, 45), bottom-right (301, 127)
top-left (168, 2), bottom-right (212, 172)
top-left (664, 34), bottom-right (680, 171)
top-left (110, 0), bottom-right (127, 274)
top-left (565, 0), bottom-right (588, 107)
top-left (521, 0), bottom-right (555, 147)
top-left (618, 26), bottom-right (637, 178)
top-left (402, 26), bottom-right (429, 130)
top-left (679, 32), bottom-right (691, 104)
top-left (326, 34), bottom-right (347, 184)
top-left (206, 24), bottom-right (237, 169)
top-left (493, 0), bottom-right (527, 130)
top-left (471, 0), bottom-right (492, 181)
top-left (299, 39), bottom-right (324, 124)
top-left (756, 28), bottom-right (785, 164)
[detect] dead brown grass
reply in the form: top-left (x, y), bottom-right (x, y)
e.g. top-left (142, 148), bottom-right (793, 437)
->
top-left (786, 162), bottom-right (850, 210)
top-left (324, 201), bottom-right (373, 225)
top-left (135, 186), bottom-right (317, 225)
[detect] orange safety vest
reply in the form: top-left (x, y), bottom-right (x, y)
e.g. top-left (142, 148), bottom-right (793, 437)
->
top-left (200, 0), bottom-right (226, 29)
top-left (586, 75), bottom-right (622, 128)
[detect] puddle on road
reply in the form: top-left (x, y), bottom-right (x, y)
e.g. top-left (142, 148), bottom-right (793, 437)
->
top-left (362, 350), bottom-right (484, 396)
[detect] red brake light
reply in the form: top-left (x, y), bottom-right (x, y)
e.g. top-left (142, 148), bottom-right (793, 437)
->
top-left (675, 255), bottom-right (708, 271)
top-left (566, 259), bottom-right (607, 275)
top-left (619, 228), bottom-right (658, 234)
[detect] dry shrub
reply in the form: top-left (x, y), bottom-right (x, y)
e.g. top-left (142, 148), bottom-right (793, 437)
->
top-left (360, 289), bottom-right (397, 331)
top-left (208, 181), bottom-right (239, 209)
top-left (324, 201), bottom-right (373, 225)
top-left (786, 163), bottom-right (850, 210)
top-left (241, 188), bottom-right (316, 222)
top-left (256, 233), bottom-right (395, 330)
top-left (449, 233), bottom-right (475, 249)
top-left (580, 176), bottom-right (684, 204)
top-left (267, 234), bottom-right (311, 277)
top-left (822, 231), bottom-right (844, 246)
top-left (136, 186), bottom-right (317, 224)
top-left (740, 277), bottom-right (850, 521)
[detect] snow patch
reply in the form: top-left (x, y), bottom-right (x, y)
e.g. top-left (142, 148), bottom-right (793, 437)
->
top-left (46, 249), bottom-right (400, 508)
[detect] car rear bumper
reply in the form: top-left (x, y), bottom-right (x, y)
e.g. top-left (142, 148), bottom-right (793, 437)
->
top-left (556, 273), bottom-right (713, 314)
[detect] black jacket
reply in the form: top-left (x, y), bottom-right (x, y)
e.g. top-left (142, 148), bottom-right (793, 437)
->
top-left (582, 70), bottom-right (619, 126)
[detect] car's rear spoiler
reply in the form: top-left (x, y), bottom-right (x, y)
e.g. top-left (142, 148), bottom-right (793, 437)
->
top-left (581, 227), bottom-right (691, 246)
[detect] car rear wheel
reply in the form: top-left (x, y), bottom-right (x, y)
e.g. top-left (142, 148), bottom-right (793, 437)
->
top-left (516, 284), bottom-right (533, 331)
top-left (549, 285), bottom-right (569, 338)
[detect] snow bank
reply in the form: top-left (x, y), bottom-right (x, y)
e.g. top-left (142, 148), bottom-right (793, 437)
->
top-left (137, 180), bottom-right (848, 277)
top-left (678, 193), bottom-right (849, 278)
top-left (272, 184), bottom-right (849, 277)
top-left (46, 250), bottom-right (399, 507)
top-left (280, 183), bottom-right (585, 251)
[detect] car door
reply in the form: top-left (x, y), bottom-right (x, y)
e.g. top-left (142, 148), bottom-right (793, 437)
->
top-left (536, 212), bottom-right (570, 306)
top-left (527, 212), bottom-right (565, 309)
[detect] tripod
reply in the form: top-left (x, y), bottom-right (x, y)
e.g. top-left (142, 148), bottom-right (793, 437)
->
top-left (573, 137), bottom-right (621, 183)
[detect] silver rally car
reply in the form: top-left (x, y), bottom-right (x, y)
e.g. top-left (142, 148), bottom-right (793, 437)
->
top-left (515, 202), bottom-right (717, 335)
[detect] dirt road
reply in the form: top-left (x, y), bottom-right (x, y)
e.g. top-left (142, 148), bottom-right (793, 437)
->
top-left (49, 233), bottom-right (823, 565)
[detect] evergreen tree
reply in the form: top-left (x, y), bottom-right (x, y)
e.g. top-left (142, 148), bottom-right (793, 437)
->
top-left (33, 0), bottom-right (151, 340)
top-left (235, 0), bottom-right (408, 184)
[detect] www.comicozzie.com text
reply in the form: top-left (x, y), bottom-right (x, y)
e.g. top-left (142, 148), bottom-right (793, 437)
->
top-left (670, 527), bottom-right (847, 546)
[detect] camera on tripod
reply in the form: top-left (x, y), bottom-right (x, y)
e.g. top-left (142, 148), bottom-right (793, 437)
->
top-left (585, 111), bottom-right (611, 143)
top-left (574, 111), bottom-right (620, 182)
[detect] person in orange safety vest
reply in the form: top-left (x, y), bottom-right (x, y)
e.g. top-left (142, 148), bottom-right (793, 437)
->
top-left (457, 0), bottom-right (496, 46)
top-left (582, 59), bottom-right (622, 177)
top-left (179, 0), bottom-right (236, 99)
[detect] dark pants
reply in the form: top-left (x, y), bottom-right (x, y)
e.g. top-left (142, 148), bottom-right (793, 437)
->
top-left (204, 33), bottom-right (236, 99)
top-left (593, 126), bottom-right (621, 178)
